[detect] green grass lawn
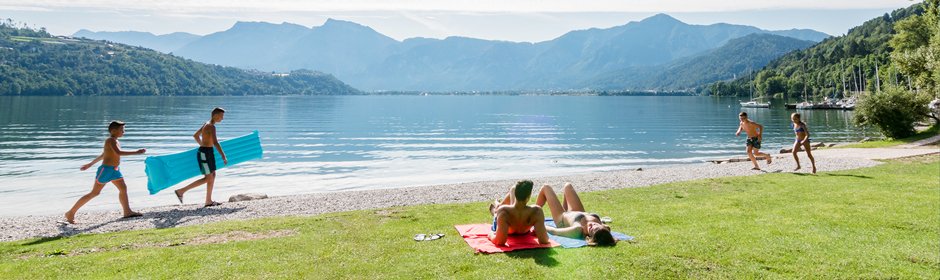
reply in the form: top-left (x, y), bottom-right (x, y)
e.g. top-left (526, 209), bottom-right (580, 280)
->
top-left (1, 156), bottom-right (938, 279)
top-left (839, 125), bottom-right (939, 148)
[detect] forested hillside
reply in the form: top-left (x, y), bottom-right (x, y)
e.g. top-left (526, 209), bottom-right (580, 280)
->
top-left (590, 33), bottom-right (814, 91)
top-left (708, 4), bottom-right (925, 99)
top-left (0, 20), bottom-right (361, 96)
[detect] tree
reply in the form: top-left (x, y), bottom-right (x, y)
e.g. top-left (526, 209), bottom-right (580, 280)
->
top-left (890, 0), bottom-right (939, 95)
top-left (854, 86), bottom-right (932, 138)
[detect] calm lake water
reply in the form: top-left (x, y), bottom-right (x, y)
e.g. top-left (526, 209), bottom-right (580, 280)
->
top-left (0, 96), bottom-right (875, 216)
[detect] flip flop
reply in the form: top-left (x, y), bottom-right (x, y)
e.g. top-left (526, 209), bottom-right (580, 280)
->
top-left (175, 190), bottom-right (184, 204)
top-left (203, 201), bottom-right (222, 208)
top-left (121, 212), bottom-right (143, 219)
top-left (413, 233), bottom-right (444, 241)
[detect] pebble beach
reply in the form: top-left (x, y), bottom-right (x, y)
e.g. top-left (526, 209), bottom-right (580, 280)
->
top-left (0, 147), bottom-right (936, 242)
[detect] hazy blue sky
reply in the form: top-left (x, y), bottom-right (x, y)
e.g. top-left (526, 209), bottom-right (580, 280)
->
top-left (0, 0), bottom-right (920, 42)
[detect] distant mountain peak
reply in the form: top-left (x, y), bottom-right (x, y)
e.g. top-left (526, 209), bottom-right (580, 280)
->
top-left (640, 13), bottom-right (683, 25)
top-left (324, 18), bottom-right (359, 26)
top-left (321, 18), bottom-right (372, 30)
top-left (230, 21), bottom-right (309, 31)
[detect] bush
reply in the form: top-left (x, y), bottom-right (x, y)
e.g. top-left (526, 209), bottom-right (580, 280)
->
top-left (853, 86), bottom-right (932, 138)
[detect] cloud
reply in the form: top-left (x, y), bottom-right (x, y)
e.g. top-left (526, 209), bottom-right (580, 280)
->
top-left (0, 0), bottom-right (915, 14)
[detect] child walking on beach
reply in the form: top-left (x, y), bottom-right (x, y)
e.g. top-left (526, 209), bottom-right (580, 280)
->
top-left (174, 108), bottom-right (228, 207)
top-left (65, 121), bottom-right (146, 224)
top-left (735, 112), bottom-right (771, 170)
top-left (790, 113), bottom-right (817, 174)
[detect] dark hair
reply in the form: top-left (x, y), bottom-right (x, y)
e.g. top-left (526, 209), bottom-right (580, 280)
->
top-left (514, 180), bottom-right (534, 202)
top-left (108, 120), bottom-right (125, 133)
top-left (739, 112), bottom-right (748, 117)
top-left (587, 226), bottom-right (616, 246)
top-left (212, 107), bottom-right (226, 115)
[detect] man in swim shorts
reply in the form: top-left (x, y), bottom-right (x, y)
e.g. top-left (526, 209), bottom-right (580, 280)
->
top-left (736, 112), bottom-right (772, 170)
top-left (175, 108), bottom-right (228, 207)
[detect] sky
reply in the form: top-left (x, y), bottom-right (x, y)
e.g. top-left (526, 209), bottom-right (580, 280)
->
top-left (0, 0), bottom-right (921, 42)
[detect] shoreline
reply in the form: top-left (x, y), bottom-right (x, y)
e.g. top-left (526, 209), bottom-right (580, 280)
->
top-left (0, 147), bottom-right (936, 242)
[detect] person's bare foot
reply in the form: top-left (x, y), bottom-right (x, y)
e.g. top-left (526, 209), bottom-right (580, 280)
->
top-left (64, 211), bottom-right (76, 224)
top-left (122, 211), bottom-right (143, 219)
top-left (751, 167), bottom-right (761, 171)
top-left (488, 200), bottom-right (499, 215)
top-left (794, 166), bottom-right (801, 171)
top-left (174, 189), bottom-right (184, 204)
top-left (812, 166), bottom-right (817, 174)
top-left (766, 156), bottom-right (772, 164)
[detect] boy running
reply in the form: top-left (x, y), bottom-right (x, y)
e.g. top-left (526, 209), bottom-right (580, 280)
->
top-left (65, 121), bottom-right (146, 224)
top-left (174, 108), bottom-right (227, 207)
top-left (735, 112), bottom-right (772, 170)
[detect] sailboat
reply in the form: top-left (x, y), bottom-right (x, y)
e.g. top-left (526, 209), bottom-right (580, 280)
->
top-left (795, 67), bottom-right (814, 110)
top-left (741, 100), bottom-right (771, 108)
top-left (740, 71), bottom-right (770, 108)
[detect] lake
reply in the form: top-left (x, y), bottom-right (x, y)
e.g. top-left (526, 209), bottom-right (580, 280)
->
top-left (0, 95), bottom-right (876, 216)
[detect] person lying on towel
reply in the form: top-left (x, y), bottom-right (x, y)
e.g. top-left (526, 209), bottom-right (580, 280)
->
top-left (488, 180), bottom-right (550, 246)
top-left (536, 183), bottom-right (616, 246)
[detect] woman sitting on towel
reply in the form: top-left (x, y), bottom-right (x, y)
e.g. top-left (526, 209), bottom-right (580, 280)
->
top-left (535, 183), bottom-right (616, 246)
top-left (488, 180), bottom-right (550, 246)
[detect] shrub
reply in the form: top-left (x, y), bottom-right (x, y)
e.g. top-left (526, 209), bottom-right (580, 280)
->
top-left (853, 86), bottom-right (932, 139)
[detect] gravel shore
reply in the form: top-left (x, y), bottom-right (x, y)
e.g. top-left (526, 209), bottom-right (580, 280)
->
top-left (1, 147), bottom-right (936, 242)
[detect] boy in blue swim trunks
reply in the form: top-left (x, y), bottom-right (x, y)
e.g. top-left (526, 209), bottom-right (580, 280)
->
top-left (65, 121), bottom-right (146, 224)
top-left (735, 112), bottom-right (772, 170)
top-left (174, 108), bottom-right (228, 207)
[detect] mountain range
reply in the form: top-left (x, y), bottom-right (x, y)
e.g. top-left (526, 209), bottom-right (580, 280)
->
top-left (72, 29), bottom-right (200, 53)
top-left (1, 24), bottom-right (360, 96)
top-left (74, 14), bottom-right (830, 91)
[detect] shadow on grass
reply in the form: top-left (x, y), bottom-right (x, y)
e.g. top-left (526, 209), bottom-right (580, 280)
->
top-left (49, 206), bottom-right (247, 241)
top-left (20, 235), bottom-right (65, 246)
top-left (788, 173), bottom-right (873, 179)
top-left (824, 173), bottom-right (873, 179)
top-left (147, 206), bottom-right (247, 229)
top-left (505, 248), bottom-right (560, 267)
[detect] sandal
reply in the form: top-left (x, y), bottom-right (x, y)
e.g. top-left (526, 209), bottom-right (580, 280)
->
top-left (203, 201), bottom-right (223, 208)
top-left (413, 233), bottom-right (445, 241)
top-left (121, 212), bottom-right (143, 219)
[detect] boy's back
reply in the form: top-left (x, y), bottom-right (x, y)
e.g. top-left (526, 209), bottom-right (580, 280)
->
top-left (494, 205), bottom-right (543, 234)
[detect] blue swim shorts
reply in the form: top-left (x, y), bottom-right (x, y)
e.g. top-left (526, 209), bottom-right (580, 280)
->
top-left (95, 165), bottom-right (123, 184)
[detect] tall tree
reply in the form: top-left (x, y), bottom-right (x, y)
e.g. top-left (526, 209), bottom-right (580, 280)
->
top-left (889, 0), bottom-right (939, 95)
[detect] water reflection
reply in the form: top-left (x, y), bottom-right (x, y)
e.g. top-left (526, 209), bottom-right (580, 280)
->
top-left (0, 95), bottom-right (877, 216)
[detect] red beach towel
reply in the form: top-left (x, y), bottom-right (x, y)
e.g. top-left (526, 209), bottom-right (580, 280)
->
top-left (454, 224), bottom-right (559, 254)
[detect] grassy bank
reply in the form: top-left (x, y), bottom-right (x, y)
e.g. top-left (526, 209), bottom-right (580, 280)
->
top-left (839, 125), bottom-right (939, 148)
top-left (1, 156), bottom-right (937, 279)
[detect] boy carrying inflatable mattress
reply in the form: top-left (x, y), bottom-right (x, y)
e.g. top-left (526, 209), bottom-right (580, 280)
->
top-left (144, 108), bottom-right (262, 207)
